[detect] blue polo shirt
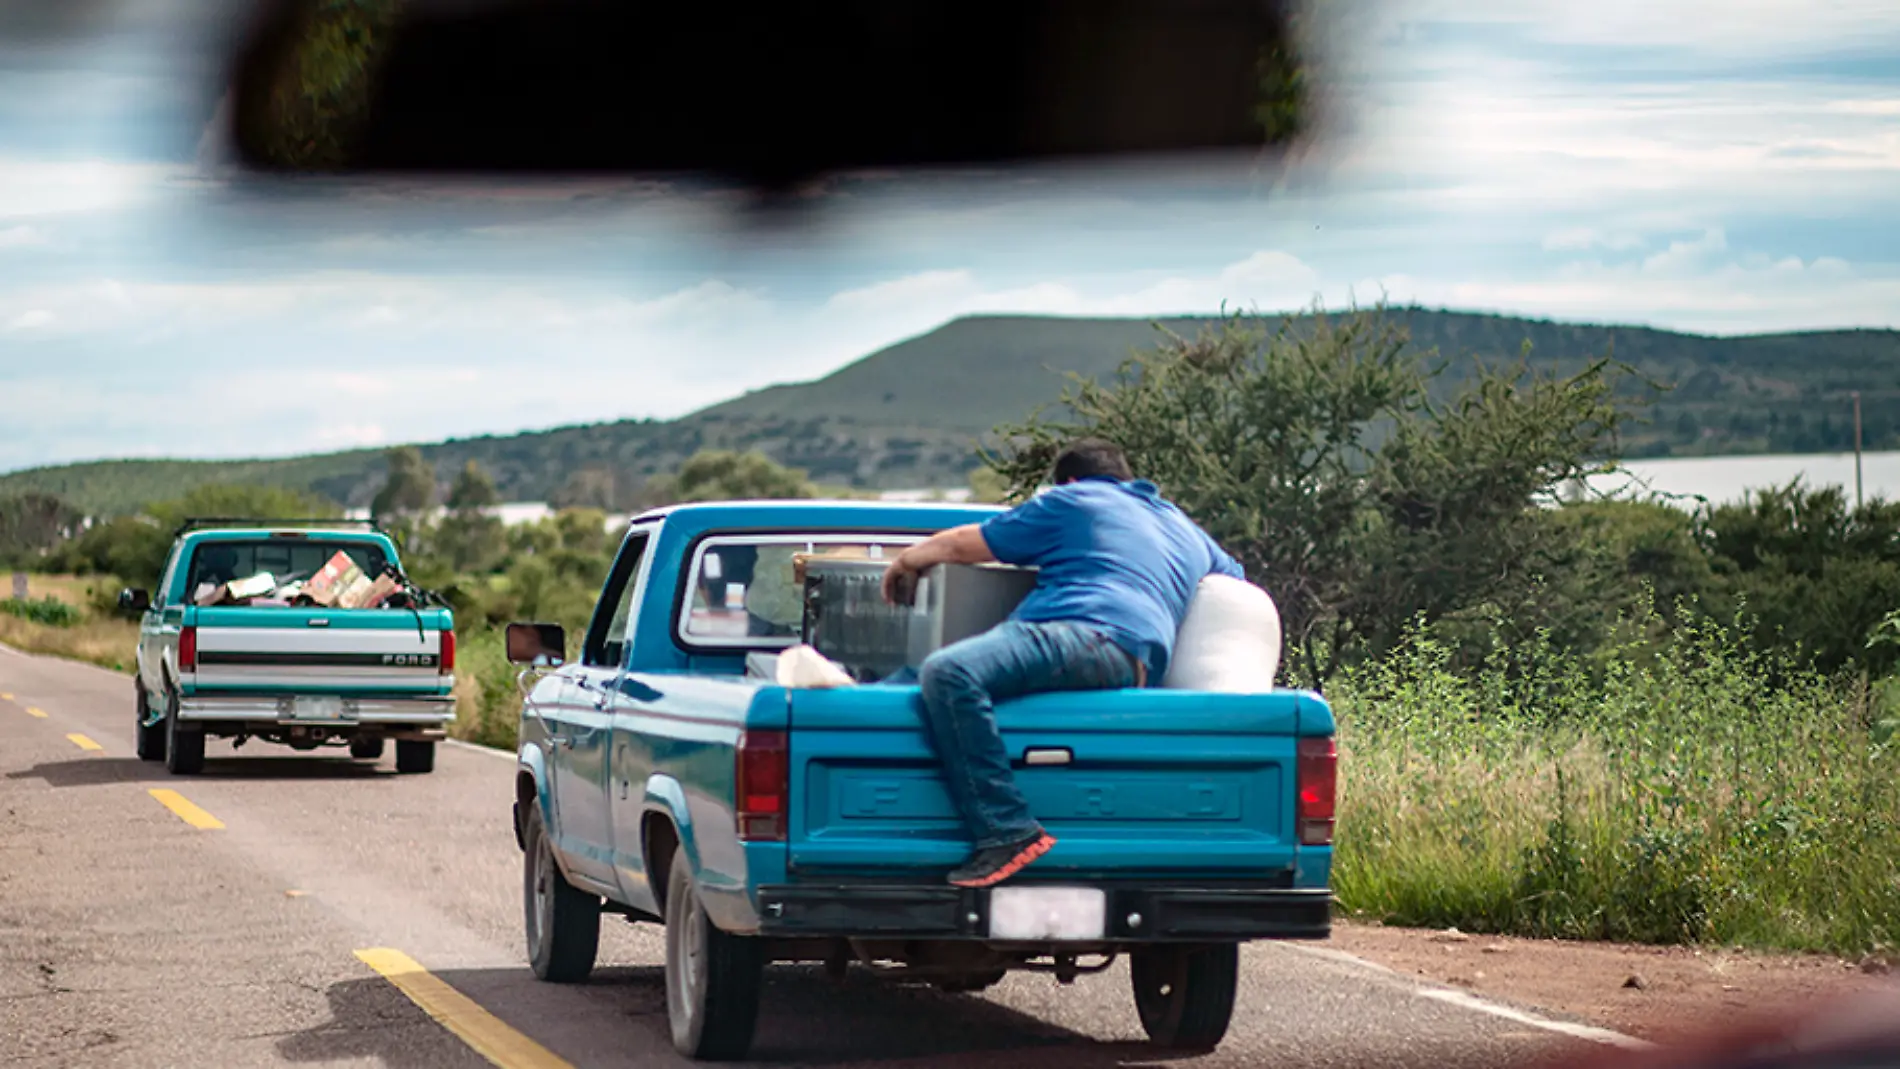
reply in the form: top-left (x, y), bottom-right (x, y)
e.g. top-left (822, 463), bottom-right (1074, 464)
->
top-left (978, 477), bottom-right (1244, 678)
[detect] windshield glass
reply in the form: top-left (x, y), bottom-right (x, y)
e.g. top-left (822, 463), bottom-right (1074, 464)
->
top-left (681, 536), bottom-right (917, 645)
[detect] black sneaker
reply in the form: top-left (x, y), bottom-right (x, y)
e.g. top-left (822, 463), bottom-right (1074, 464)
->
top-left (949, 830), bottom-right (1058, 888)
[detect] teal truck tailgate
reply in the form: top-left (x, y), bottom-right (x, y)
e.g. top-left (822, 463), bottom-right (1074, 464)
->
top-left (786, 686), bottom-right (1319, 879)
top-left (187, 607), bottom-right (453, 696)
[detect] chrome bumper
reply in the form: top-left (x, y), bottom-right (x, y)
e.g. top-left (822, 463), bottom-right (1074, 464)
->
top-left (176, 694), bottom-right (457, 727)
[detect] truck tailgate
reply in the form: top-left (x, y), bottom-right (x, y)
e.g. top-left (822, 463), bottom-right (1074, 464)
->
top-left (786, 687), bottom-right (1320, 879)
top-left (187, 607), bottom-right (452, 696)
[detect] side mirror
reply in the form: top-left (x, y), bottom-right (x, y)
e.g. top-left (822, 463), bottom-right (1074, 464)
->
top-left (506, 622), bottom-right (566, 667)
top-left (119, 588), bottom-right (151, 614)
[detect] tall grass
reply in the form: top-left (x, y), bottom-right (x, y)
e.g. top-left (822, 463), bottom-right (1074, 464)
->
top-left (0, 575), bottom-right (140, 672)
top-left (1332, 610), bottom-right (1900, 957)
top-left (451, 627), bottom-right (526, 750)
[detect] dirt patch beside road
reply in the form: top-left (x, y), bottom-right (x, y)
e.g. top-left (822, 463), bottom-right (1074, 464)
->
top-left (1330, 920), bottom-right (1896, 1041)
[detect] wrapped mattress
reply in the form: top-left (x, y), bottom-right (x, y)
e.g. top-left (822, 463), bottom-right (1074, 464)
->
top-left (1162, 574), bottom-right (1281, 693)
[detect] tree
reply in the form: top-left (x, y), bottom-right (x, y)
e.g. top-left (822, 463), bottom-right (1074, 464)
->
top-left (371, 446), bottom-right (436, 523)
top-left (434, 460), bottom-right (505, 573)
top-left (967, 466), bottom-right (1011, 505)
top-left (0, 493), bottom-right (82, 566)
top-left (1697, 480), bottom-right (1900, 675)
top-left (39, 484), bottom-right (340, 586)
top-left (446, 460), bottom-right (501, 511)
top-left (986, 307), bottom-right (1630, 682)
top-left (647, 450), bottom-right (817, 505)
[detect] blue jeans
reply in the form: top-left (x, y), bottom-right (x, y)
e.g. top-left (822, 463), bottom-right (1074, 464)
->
top-left (917, 621), bottom-right (1139, 849)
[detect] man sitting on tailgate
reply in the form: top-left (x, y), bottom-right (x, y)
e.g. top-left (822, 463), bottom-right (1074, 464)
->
top-left (880, 438), bottom-right (1244, 888)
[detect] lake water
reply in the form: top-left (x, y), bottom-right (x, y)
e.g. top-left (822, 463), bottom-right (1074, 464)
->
top-left (1587, 451), bottom-right (1900, 507)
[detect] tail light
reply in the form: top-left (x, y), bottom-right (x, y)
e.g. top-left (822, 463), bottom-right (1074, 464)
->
top-left (439, 629), bottom-right (456, 674)
top-left (736, 730), bottom-right (789, 842)
top-left (178, 625), bottom-right (198, 672)
top-left (1297, 736), bottom-right (1337, 846)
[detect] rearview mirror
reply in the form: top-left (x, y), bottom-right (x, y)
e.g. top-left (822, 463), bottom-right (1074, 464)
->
top-left (223, 0), bottom-right (1309, 190)
top-left (119, 588), bottom-right (151, 615)
top-left (506, 622), bottom-right (566, 667)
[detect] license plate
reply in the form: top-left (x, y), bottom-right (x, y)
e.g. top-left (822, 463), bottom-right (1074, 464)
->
top-left (987, 886), bottom-right (1107, 941)
top-left (291, 696), bottom-right (345, 721)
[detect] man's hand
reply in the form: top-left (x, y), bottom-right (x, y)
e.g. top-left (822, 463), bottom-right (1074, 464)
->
top-left (881, 555), bottom-right (920, 606)
top-left (880, 525), bottom-right (997, 605)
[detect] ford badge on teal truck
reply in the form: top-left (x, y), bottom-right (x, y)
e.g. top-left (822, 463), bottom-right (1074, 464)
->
top-left (124, 521), bottom-right (455, 775)
top-left (506, 500), bottom-right (1336, 1061)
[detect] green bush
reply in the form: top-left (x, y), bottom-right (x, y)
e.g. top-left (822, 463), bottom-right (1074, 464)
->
top-left (1, 596), bottom-right (84, 628)
top-left (1332, 609), bottom-right (1900, 956)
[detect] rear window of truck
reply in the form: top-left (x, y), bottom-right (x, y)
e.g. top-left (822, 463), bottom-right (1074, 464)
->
top-left (185, 540), bottom-right (388, 603)
top-left (680, 534), bottom-right (918, 646)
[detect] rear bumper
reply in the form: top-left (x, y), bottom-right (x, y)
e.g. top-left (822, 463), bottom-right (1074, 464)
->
top-left (754, 883), bottom-right (1332, 942)
top-left (176, 694), bottom-right (456, 732)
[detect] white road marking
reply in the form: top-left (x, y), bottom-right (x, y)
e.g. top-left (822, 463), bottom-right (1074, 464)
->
top-left (1286, 943), bottom-right (1399, 974)
top-left (1419, 989), bottom-right (1656, 1050)
top-left (444, 739), bottom-right (514, 761)
top-left (1284, 942), bottom-right (1654, 1050)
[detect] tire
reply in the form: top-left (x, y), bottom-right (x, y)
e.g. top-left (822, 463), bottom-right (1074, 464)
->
top-left (1130, 943), bottom-right (1240, 1051)
top-left (163, 688), bottom-right (205, 776)
top-left (522, 802), bottom-right (600, 983)
top-left (350, 737), bottom-right (386, 761)
top-left (135, 686), bottom-right (166, 762)
top-left (394, 740), bottom-right (435, 774)
top-left (665, 849), bottom-right (764, 1061)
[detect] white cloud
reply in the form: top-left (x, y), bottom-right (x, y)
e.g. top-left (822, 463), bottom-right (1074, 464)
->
top-left (1399, 0), bottom-right (1900, 56)
top-left (1542, 228), bottom-right (1645, 252)
top-left (6, 309), bottom-right (53, 331)
top-left (1371, 246), bottom-right (1895, 334)
top-left (0, 158), bottom-right (181, 221)
top-left (314, 424), bottom-right (387, 447)
top-left (0, 225), bottom-right (49, 249)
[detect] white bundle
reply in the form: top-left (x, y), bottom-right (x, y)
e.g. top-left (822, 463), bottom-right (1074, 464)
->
top-left (775, 644), bottom-right (856, 689)
top-left (1162, 574), bottom-right (1281, 693)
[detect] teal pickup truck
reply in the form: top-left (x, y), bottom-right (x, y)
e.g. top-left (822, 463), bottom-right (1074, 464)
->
top-left (506, 500), bottom-right (1335, 1061)
top-left (123, 522), bottom-right (455, 775)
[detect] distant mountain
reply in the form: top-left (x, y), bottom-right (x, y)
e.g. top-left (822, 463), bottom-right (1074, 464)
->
top-left (5, 308), bottom-right (1897, 515)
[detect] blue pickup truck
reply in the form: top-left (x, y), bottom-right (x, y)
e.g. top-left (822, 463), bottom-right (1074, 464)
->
top-left (507, 500), bottom-right (1336, 1061)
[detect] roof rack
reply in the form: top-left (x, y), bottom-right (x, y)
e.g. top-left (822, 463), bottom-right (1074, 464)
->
top-left (173, 517), bottom-right (385, 539)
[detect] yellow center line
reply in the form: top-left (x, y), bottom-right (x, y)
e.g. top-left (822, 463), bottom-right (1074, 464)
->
top-left (25, 706), bottom-right (48, 718)
top-left (1, 691), bottom-right (13, 700)
top-left (354, 949), bottom-right (574, 1069)
top-left (66, 733), bottom-right (102, 751)
top-left (147, 789), bottom-right (225, 829)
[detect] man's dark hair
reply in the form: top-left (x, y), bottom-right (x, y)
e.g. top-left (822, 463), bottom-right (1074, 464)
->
top-left (1052, 438), bottom-right (1135, 484)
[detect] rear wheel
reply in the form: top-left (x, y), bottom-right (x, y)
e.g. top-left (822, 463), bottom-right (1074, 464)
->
top-left (522, 802), bottom-right (600, 983)
top-left (394, 740), bottom-right (435, 774)
top-left (665, 849), bottom-right (764, 1060)
top-left (163, 687), bottom-right (204, 776)
top-left (349, 737), bottom-right (386, 761)
top-left (1130, 943), bottom-right (1240, 1051)
top-left (135, 686), bottom-right (165, 762)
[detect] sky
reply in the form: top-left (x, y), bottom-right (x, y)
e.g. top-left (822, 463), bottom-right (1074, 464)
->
top-left (1, 0), bottom-right (1898, 474)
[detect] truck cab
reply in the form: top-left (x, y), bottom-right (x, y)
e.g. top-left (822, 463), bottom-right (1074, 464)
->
top-left (508, 500), bottom-right (1335, 1061)
top-left (126, 521), bottom-right (455, 775)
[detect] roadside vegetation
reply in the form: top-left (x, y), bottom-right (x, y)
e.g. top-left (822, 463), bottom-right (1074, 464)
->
top-left (0, 575), bottom-right (140, 673)
top-left (4, 305), bottom-right (1896, 957)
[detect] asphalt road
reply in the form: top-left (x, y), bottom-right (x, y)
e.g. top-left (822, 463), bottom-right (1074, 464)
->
top-left (1, 645), bottom-right (1624, 1069)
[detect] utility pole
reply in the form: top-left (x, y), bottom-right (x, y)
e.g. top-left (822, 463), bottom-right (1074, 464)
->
top-left (1853, 391), bottom-right (1864, 510)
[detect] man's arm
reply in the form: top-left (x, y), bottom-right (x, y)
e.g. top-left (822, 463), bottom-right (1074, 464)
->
top-left (881, 524), bottom-right (996, 604)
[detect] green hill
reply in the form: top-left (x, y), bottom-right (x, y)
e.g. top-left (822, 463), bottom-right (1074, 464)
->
top-left (5, 308), bottom-right (1897, 515)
